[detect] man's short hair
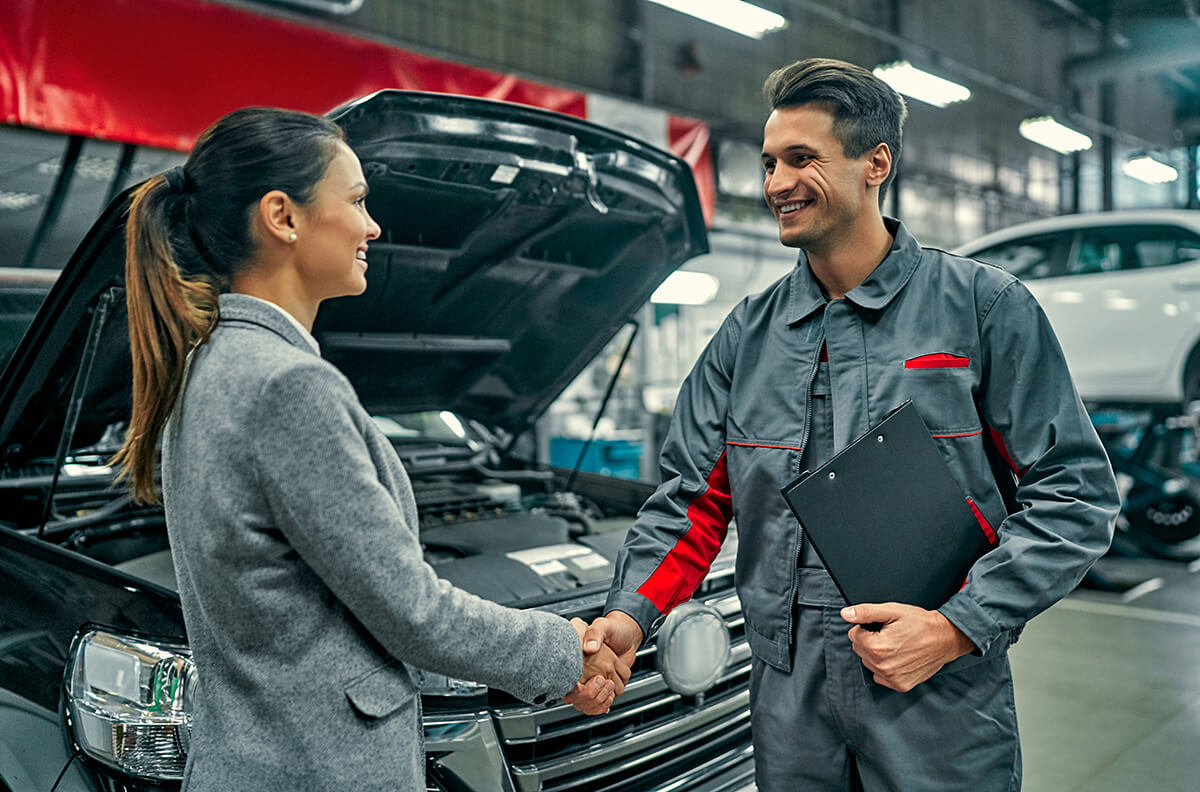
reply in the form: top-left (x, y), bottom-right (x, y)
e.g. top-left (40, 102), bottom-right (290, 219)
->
top-left (763, 58), bottom-right (908, 198)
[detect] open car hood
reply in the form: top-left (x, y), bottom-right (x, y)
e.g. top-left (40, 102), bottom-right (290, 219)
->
top-left (0, 91), bottom-right (708, 467)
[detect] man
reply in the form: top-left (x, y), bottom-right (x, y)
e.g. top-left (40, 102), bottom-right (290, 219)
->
top-left (583, 58), bottom-right (1119, 790)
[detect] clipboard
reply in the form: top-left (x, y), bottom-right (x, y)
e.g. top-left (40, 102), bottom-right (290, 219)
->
top-left (780, 401), bottom-right (994, 611)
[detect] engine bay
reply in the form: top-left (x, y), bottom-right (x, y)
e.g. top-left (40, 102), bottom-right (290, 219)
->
top-left (4, 447), bottom-right (642, 608)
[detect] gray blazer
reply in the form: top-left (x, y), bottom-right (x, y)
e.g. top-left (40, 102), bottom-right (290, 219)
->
top-left (162, 294), bottom-right (581, 791)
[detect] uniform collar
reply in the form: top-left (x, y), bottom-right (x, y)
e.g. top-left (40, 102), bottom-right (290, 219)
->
top-left (785, 217), bottom-right (921, 325)
top-left (217, 293), bottom-right (321, 355)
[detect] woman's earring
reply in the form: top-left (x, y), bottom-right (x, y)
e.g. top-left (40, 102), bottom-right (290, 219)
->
top-left (288, 232), bottom-right (297, 243)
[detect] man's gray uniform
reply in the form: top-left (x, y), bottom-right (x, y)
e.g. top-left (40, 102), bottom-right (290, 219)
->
top-left (605, 219), bottom-right (1120, 790)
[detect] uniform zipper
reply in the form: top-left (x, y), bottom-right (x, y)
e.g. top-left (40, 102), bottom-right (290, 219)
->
top-left (786, 331), bottom-right (826, 648)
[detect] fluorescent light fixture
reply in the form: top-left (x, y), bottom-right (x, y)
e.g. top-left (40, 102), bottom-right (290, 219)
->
top-left (0, 191), bottom-right (40, 211)
top-left (647, 0), bottom-right (787, 39)
top-left (872, 61), bottom-right (971, 107)
top-left (651, 271), bottom-right (720, 305)
top-left (1121, 154), bottom-right (1178, 184)
top-left (1018, 117), bottom-right (1093, 154)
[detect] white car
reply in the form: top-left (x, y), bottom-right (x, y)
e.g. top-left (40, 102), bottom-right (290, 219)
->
top-left (954, 210), bottom-right (1200, 408)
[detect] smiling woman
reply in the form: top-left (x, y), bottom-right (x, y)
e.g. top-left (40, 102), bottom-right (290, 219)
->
top-left (0, 90), bottom-right (729, 792)
top-left (233, 141), bottom-right (380, 329)
top-left (105, 104), bottom-right (628, 791)
top-left (112, 107), bottom-right (347, 503)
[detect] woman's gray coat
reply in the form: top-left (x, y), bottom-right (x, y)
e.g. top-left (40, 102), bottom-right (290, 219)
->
top-left (161, 294), bottom-right (582, 790)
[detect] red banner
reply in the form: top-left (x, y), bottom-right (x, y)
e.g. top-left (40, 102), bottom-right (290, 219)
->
top-left (0, 0), bottom-right (713, 223)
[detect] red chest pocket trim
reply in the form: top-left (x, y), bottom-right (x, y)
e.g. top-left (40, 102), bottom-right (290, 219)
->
top-left (904, 353), bottom-right (970, 369)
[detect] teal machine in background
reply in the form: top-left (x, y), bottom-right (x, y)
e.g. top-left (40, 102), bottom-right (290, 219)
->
top-left (550, 437), bottom-right (643, 480)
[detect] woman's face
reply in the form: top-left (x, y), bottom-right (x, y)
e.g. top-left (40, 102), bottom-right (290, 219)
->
top-left (293, 142), bottom-right (381, 302)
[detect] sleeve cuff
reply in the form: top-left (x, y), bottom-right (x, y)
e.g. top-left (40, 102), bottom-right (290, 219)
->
top-left (604, 590), bottom-right (663, 643)
top-left (938, 590), bottom-right (1001, 655)
top-left (535, 616), bottom-right (584, 703)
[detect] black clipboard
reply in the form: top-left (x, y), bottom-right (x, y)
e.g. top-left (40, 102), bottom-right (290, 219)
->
top-left (780, 401), bottom-right (993, 611)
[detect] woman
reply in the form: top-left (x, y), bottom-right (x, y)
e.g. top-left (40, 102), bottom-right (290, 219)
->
top-left (111, 107), bottom-right (627, 790)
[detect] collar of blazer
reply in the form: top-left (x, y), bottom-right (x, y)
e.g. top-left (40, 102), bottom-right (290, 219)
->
top-left (216, 293), bottom-right (321, 355)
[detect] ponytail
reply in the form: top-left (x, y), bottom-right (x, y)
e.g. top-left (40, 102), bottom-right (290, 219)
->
top-left (111, 174), bottom-right (220, 504)
top-left (109, 106), bottom-right (344, 503)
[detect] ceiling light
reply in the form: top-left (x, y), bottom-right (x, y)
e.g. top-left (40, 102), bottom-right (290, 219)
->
top-left (1018, 117), bottom-right (1093, 154)
top-left (1121, 154), bottom-right (1178, 184)
top-left (647, 0), bottom-right (787, 39)
top-left (0, 191), bottom-right (41, 211)
top-left (872, 61), bottom-right (971, 107)
top-left (651, 271), bottom-right (720, 305)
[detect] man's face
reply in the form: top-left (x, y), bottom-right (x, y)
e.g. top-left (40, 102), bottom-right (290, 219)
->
top-left (761, 103), bottom-right (876, 251)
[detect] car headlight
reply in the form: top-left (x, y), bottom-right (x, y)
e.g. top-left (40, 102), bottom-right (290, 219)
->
top-left (65, 628), bottom-right (196, 780)
top-left (656, 601), bottom-right (730, 695)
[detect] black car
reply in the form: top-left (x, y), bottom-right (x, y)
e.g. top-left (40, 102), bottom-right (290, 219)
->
top-left (0, 92), bottom-right (755, 792)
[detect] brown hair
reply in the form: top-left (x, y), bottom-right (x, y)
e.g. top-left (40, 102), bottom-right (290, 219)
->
top-left (763, 57), bottom-right (908, 199)
top-left (111, 107), bottom-right (345, 503)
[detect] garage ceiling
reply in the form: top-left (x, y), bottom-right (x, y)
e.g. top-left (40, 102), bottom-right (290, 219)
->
top-left (1048, 0), bottom-right (1200, 123)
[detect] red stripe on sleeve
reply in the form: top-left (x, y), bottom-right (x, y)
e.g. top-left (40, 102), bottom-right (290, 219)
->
top-left (636, 451), bottom-right (733, 614)
top-left (967, 497), bottom-right (999, 545)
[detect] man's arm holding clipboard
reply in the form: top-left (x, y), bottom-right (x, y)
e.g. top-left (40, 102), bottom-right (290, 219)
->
top-left (782, 401), bottom-right (993, 691)
top-left (932, 283), bottom-right (1119, 656)
top-left (846, 281), bottom-right (1120, 691)
top-left (842, 602), bottom-right (978, 691)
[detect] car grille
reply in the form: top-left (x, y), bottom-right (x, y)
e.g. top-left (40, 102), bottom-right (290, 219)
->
top-left (491, 581), bottom-right (752, 792)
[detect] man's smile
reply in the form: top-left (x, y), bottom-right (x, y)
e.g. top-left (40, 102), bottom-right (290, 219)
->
top-left (776, 199), bottom-right (815, 216)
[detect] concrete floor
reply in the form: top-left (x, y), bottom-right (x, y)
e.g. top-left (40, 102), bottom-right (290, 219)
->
top-left (1012, 555), bottom-right (1200, 792)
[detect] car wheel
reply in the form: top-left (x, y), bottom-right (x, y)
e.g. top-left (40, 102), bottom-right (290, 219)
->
top-left (1125, 491), bottom-right (1200, 561)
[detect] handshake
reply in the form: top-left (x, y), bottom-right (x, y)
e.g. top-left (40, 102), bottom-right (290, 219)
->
top-left (562, 611), bottom-right (645, 716)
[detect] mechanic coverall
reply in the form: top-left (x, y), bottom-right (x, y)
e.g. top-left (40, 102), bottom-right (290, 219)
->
top-left (605, 219), bottom-right (1120, 791)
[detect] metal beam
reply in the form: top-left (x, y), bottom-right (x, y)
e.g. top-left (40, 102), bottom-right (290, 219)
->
top-left (1166, 69), bottom-right (1200, 93)
top-left (1101, 81), bottom-right (1114, 210)
top-left (1040, 0), bottom-right (1131, 48)
top-left (783, 0), bottom-right (1165, 152)
top-left (21, 135), bottom-right (83, 269)
top-left (255, 0), bottom-right (363, 14)
top-left (1188, 138), bottom-right (1199, 210)
top-left (103, 143), bottom-right (137, 209)
top-left (1067, 38), bottom-right (1200, 84)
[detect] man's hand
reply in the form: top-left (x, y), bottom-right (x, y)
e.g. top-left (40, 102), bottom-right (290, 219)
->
top-left (563, 612), bottom-right (643, 715)
top-left (562, 618), bottom-right (631, 715)
top-left (841, 603), bottom-right (977, 692)
top-left (581, 610), bottom-right (643, 669)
